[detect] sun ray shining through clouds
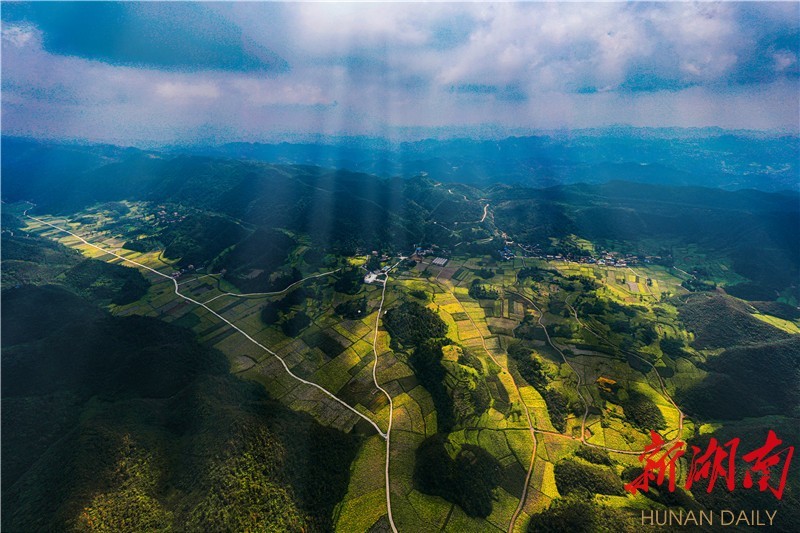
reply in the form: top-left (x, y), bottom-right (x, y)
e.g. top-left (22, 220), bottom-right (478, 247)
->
top-left (2, 1), bottom-right (798, 145)
top-left (3, 4), bottom-right (800, 533)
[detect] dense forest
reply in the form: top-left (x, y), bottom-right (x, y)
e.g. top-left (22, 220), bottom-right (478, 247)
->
top-left (553, 459), bottom-right (626, 497)
top-left (63, 259), bottom-right (150, 305)
top-left (409, 340), bottom-right (456, 433)
top-left (384, 301), bottom-right (448, 348)
top-left (213, 228), bottom-right (297, 292)
top-left (676, 293), bottom-right (800, 420)
top-left (527, 494), bottom-right (637, 533)
top-left (334, 297), bottom-right (367, 319)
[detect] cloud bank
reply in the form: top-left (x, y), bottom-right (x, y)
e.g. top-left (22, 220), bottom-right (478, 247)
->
top-left (2, 2), bottom-right (798, 145)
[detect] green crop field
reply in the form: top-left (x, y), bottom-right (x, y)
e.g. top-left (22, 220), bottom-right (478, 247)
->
top-left (7, 171), bottom-right (799, 533)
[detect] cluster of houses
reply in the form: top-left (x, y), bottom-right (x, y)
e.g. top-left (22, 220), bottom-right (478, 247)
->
top-left (540, 250), bottom-right (636, 267)
top-left (412, 245), bottom-right (438, 258)
top-left (511, 242), bottom-right (668, 269)
top-left (498, 245), bottom-right (516, 261)
top-left (148, 205), bottom-right (188, 226)
top-left (411, 245), bottom-right (451, 266)
top-left (363, 263), bottom-right (392, 284)
top-left (170, 264), bottom-right (201, 279)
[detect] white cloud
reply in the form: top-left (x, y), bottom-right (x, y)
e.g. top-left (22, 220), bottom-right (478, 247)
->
top-left (433, 4), bottom-right (652, 90)
top-left (1, 23), bottom-right (37, 48)
top-left (230, 78), bottom-right (331, 106)
top-left (291, 3), bottom-right (432, 51)
top-left (774, 50), bottom-right (797, 72)
top-left (2, 2), bottom-right (797, 144)
top-left (155, 81), bottom-right (220, 100)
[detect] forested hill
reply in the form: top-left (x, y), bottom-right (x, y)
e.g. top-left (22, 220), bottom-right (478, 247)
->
top-left (2, 137), bottom-right (462, 253)
top-left (2, 283), bottom-right (360, 532)
top-left (487, 180), bottom-right (800, 301)
top-left (4, 137), bottom-right (798, 300)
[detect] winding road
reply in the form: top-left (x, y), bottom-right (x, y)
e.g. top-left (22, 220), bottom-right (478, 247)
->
top-left (202, 269), bottom-right (341, 304)
top-left (27, 208), bottom-right (402, 532)
top-left (24, 212), bottom-right (388, 438)
top-left (24, 204), bottom-right (687, 531)
top-left (479, 203), bottom-right (489, 223)
top-left (371, 260), bottom-right (404, 533)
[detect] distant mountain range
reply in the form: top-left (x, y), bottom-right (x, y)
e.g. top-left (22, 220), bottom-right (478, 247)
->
top-left (173, 129), bottom-right (799, 192)
top-left (4, 129), bottom-right (798, 192)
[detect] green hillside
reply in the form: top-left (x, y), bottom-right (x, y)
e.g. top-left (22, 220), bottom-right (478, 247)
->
top-left (2, 285), bottom-right (360, 532)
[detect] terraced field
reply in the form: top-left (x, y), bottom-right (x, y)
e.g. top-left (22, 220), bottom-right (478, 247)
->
top-left (17, 204), bottom-right (798, 532)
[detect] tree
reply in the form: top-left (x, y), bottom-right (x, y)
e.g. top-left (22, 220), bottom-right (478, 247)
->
top-left (334, 298), bottom-right (367, 319)
top-left (260, 303), bottom-right (280, 325)
top-left (281, 312), bottom-right (311, 337)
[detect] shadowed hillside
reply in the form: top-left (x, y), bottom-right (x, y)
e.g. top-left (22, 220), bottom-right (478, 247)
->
top-left (2, 284), bottom-right (360, 532)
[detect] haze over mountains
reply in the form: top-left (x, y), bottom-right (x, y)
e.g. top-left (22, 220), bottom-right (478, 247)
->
top-left (5, 129), bottom-right (799, 192)
top-left (185, 129), bottom-right (799, 192)
top-left (4, 133), bottom-right (798, 305)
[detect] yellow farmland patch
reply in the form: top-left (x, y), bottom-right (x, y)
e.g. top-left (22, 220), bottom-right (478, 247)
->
top-left (753, 313), bottom-right (800, 334)
top-left (505, 429), bottom-right (534, 468)
top-left (539, 460), bottom-right (559, 499)
top-left (442, 344), bottom-right (462, 362)
top-left (406, 490), bottom-right (452, 529)
top-left (456, 323), bottom-right (482, 341)
top-left (392, 394), bottom-right (426, 434)
top-left (332, 322), bottom-right (361, 343)
top-left (486, 487), bottom-right (520, 531)
top-left (442, 303), bottom-right (465, 314)
top-left (335, 488), bottom-right (386, 532)
top-left (311, 357), bottom-right (355, 392)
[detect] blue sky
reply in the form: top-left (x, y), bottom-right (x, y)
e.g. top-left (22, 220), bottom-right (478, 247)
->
top-left (2, 2), bottom-right (798, 145)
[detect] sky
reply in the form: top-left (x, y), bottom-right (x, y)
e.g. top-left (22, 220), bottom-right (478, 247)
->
top-left (2, 1), bottom-right (799, 145)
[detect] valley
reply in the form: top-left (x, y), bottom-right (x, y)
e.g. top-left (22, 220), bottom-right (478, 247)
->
top-left (3, 3), bottom-right (799, 531)
top-left (5, 160), bottom-right (797, 530)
